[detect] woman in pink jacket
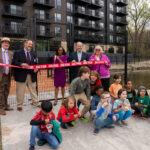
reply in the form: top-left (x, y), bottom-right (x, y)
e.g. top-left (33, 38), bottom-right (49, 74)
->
top-left (89, 45), bottom-right (111, 91)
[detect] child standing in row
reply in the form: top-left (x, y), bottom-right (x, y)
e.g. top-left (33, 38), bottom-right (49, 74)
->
top-left (29, 101), bottom-right (61, 150)
top-left (69, 66), bottom-right (91, 121)
top-left (93, 92), bottom-right (118, 134)
top-left (133, 86), bottom-right (149, 119)
top-left (90, 85), bottom-right (104, 118)
top-left (125, 80), bottom-right (136, 108)
top-left (109, 74), bottom-right (122, 101)
top-left (57, 96), bottom-right (81, 129)
top-left (113, 89), bottom-right (133, 126)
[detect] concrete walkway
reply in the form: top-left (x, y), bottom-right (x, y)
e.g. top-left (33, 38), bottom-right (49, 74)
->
top-left (1, 101), bottom-right (150, 150)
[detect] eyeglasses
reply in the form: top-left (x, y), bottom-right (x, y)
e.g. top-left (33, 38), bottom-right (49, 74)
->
top-left (95, 49), bottom-right (101, 51)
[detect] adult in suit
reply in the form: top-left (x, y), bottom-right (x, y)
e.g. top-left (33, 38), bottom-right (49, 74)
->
top-left (69, 42), bottom-right (89, 82)
top-left (12, 40), bottom-right (40, 111)
top-left (0, 37), bottom-right (14, 115)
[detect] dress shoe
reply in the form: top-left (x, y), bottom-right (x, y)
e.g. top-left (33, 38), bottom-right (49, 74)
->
top-left (0, 111), bottom-right (6, 115)
top-left (5, 107), bottom-right (14, 111)
top-left (17, 107), bottom-right (22, 111)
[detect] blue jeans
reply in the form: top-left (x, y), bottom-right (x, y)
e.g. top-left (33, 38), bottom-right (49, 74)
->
top-left (30, 126), bottom-right (59, 149)
top-left (94, 114), bottom-right (119, 130)
top-left (116, 110), bottom-right (133, 122)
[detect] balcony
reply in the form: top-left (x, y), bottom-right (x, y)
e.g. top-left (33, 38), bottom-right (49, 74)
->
top-left (33, 0), bottom-right (54, 9)
top-left (116, 0), bottom-right (127, 7)
top-left (73, 0), bottom-right (91, 5)
top-left (116, 28), bottom-right (126, 34)
top-left (90, 0), bottom-right (103, 8)
top-left (35, 14), bottom-right (52, 24)
top-left (89, 11), bottom-right (102, 20)
top-left (116, 17), bottom-right (127, 26)
top-left (2, 6), bottom-right (27, 19)
top-left (74, 22), bottom-right (89, 29)
top-left (116, 8), bottom-right (128, 16)
top-left (6, 0), bottom-right (27, 3)
top-left (74, 8), bottom-right (89, 17)
top-left (2, 25), bottom-right (27, 37)
top-left (88, 23), bottom-right (102, 31)
top-left (116, 37), bottom-right (125, 45)
top-left (36, 29), bottom-right (55, 39)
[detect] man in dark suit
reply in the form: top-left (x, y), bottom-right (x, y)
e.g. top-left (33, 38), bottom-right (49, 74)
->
top-left (0, 37), bottom-right (14, 115)
top-left (69, 42), bottom-right (89, 82)
top-left (12, 39), bottom-right (40, 111)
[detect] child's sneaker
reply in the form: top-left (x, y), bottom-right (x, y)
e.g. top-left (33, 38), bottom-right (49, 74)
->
top-left (29, 146), bottom-right (35, 150)
top-left (67, 122), bottom-right (74, 127)
top-left (115, 121), bottom-right (123, 127)
top-left (132, 113), bottom-right (138, 117)
top-left (37, 139), bottom-right (47, 146)
top-left (79, 116), bottom-right (89, 122)
top-left (61, 124), bottom-right (67, 129)
top-left (141, 115), bottom-right (147, 119)
top-left (93, 128), bottom-right (99, 134)
top-left (121, 120), bottom-right (128, 126)
top-left (71, 120), bottom-right (76, 125)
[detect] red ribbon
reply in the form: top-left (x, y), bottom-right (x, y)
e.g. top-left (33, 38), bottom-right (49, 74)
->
top-left (0, 60), bottom-right (105, 70)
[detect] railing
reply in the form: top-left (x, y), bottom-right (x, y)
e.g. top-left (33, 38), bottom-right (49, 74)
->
top-left (33, 0), bottom-right (55, 8)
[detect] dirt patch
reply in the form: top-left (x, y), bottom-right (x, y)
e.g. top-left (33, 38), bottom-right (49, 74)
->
top-left (2, 126), bottom-right (12, 136)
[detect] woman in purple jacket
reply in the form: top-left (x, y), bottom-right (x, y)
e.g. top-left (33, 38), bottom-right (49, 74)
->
top-left (89, 45), bottom-right (111, 91)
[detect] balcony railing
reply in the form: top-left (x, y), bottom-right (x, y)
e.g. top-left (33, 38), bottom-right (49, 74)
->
top-left (89, 10), bottom-right (102, 19)
top-left (73, 0), bottom-right (91, 5)
top-left (74, 8), bottom-right (89, 16)
top-left (33, 0), bottom-right (55, 8)
top-left (116, 8), bottom-right (127, 16)
top-left (2, 25), bottom-right (27, 37)
top-left (36, 29), bottom-right (55, 38)
top-left (90, 0), bottom-right (103, 8)
top-left (116, 17), bottom-right (127, 25)
top-left (116, 0), bottom-right (127, 6)
top-left (2, 6), bottom-right (27, 19)
top-left (74, 22), bottom-right (89, 28)
top-left (35, 14), bottom-right (52, 23)
top-left (6, 0), bottom-right (27, 3)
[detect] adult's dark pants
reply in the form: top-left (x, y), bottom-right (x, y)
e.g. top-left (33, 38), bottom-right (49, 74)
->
top-left (101, 78), bottom-right (110, 91)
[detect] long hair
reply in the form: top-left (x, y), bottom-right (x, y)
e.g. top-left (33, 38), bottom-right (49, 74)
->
top-left (63, 96), bottom-right (76, 110)
top-left (56, 46), bottom-right (66, 56)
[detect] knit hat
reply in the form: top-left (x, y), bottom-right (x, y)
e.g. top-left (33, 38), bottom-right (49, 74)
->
top-left (1, 37), bottom-right (10, 43)
top-left (137, 86), bottom-right (148, 96)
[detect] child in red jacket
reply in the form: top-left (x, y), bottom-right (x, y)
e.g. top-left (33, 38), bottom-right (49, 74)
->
top-left (57, 96), bottom-right (81, 129)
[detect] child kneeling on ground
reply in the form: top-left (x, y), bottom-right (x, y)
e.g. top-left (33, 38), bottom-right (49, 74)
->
top-left (29, 101), bottom-right (61, 150)
top-left (93, 92), bottom-right (118, 134)
top-left (113, 89), bottom-right (133, 127)
top-left (57, 96), bottom-right (81, 129)
top-left (133, 86), bottom-right (149, 119)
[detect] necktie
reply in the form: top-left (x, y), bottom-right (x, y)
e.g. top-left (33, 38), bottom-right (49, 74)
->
top-left (4, 51), bottom-right (9, 74)
top-left (27, 52), bottom-right (31, 65)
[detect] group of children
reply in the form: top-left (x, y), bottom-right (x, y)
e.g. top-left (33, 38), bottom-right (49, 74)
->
top-left (29, 66), bottom-right (150, 150)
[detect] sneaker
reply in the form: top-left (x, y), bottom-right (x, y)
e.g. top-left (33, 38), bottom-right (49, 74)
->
top-left (29, 146), bottom-right (35, 150)
top-left (115, 121), bottom-right (123, 127)
top-left (37, 139), bottom-right (47, 146)
top-left (93, 128), bottom-right (99, 134)
top-left (67, 122), bottom-right (74, 127)
top-left (105, 125), bottom-right (115, 129)
top-left (141, 115), bottom-right (147, 119)
top-left (132, 113), bottom-right (138, 117)
top-left (61, 124), bottom-right (67, 129)
top-left (71, 120), bottom-right (76, 125)
top-left (121, 120), bottom-right (128, 126)
top-left (79, 116), bottom-right (89, 122)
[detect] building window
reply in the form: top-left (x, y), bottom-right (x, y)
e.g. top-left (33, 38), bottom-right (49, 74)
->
top-left (78, 18), bottom-right (85, 26)
top-left (116, 47), bottom-right (123, 53)
top-left (55, 27), bottom-right (62, 37)
top-left (54, 13), bottom-right (62, 23)
top-left (10, 4), bottom-right (22, 15)
top-left (36, 40), bottom-right (50, 51)
top-left (109, 3), bottom-right (114, 11)
top-left (89, 20), bottom-right (95, 28)
top-left (100, 23), bottom-right (104, 29)
top-left (109, 35), bottom-right (114, 43)
top-left (35, 9), bottom-right (45, 20)
top-left (78, 6), bottom-right (85, 13)
top-left (99, 12), bottom-right (104, 18)
top-left (91, 9), bottom-right (95, 16)
top-left (109, 14), bottom-right (114, 22)
top-left (100, 1), bottom-right (104, 6)
top-left (67, 2), bottom-right (73, 12)
top-left (78, 30), bottom-right (85, 35)
top-left (55, 0), bottom-right (61, 9)
top-left (38, 25), bottom-right (46, 36)
top-left (109, 24), bottom-right (114, 32)
top-left (67, 16), bottom-right (73, 23)
top-left (10, 21), bottom-right (22, 33)
top-left (116, 36), bottom-right (124, 44)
